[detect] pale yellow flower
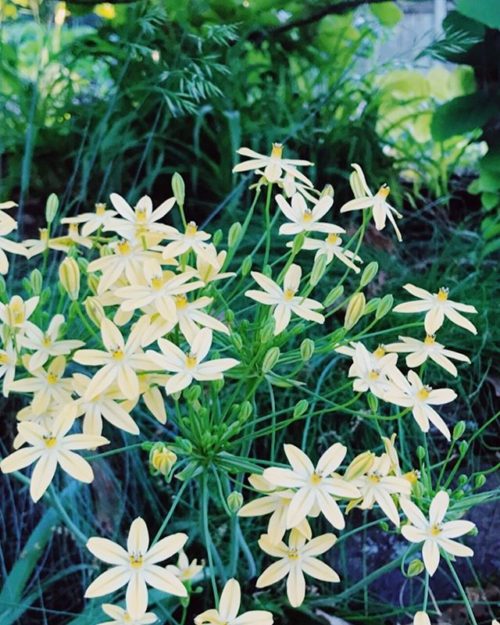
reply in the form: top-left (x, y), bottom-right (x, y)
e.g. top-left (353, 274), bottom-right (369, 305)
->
top-left (263, 443), bottom-right (360, 530)
top-left (0, 404), bottom-right (108, 502)
top-left (238, 474), bottom-right (312, 543)
top-left (256, 530), bottom-right (339, 608)
top-left (20, 314), bottom-right (84, 370)
top-left (149, 328), bottom-right (239, 395)
top-left (195, 578), bottom-right (273, 625)
top-left (349, 453), bottom-right (411, 526)
top-left (85, 517), bottom-right (187, 618)
top-left (279, 173), bottom-right (318, 201)
top-left (0, 340), bottom-right (17, 397)
top-left (384, 334), bottom-right (471, 377)
top-left (393, 284), bottom-right (478, 335)
top-left (166, 550), bottom-right (204, 582)
top-left (0, 200), bottom-right (19, 232)
top-left (340, 163), bottom-right (403, 241)
top-left (342, 342), bottom-right (399, 399)
top-left (49, 223), bottom-right (93, 251)
top-left (232, 143), bottom-right (313, 185)
top-left (98, 603), bottom-right (158, 625)
top-left (172, 293), bottom-right (230, 342)
top-left (106, 193), bottom-right (176, 242)
top-left (400, 491), bottom-right (475, 576)
top-left (88, 240), bottom-right (163, 295)
top-left (61, 202), bottom-right (117, 236)
top-left (73, 317), bottom-right (158, 401)
top-left (9, 355), bottom-right (73, 415)
top-left (297, 233), bottom-right (362, 273)
top-left (385, 369), bottom-right (456, 440)
top-left (245, 264), bottom-right (324, 335)
top-left (161, 222), bottom-right (214, 264)
top-left (72, 373), bottom-right (138, 436)
top-left (0, 295), bottom-right (39, 337)
top-left (414, 612), bottom-right (431, 625)
top-left (193, 244), bottom-right (234, 284)
top-left (276, 192), bottom-right (340, 236)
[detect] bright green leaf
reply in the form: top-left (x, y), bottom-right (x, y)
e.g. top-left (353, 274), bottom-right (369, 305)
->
top-left (457, 0), bottom-right (500, 29)
top-left (370, 2), bottom-right (403, 26)
top-left (431, 93), bottom-right (499, 140)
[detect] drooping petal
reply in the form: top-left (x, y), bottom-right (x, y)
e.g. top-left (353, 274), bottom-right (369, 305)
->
top-left (142, 565), bottom-right (187, 597)
top-left (273, 304), bottom-right (291, 335)
top-left (424, 307), bottom-right (445, 335)
top-left (316, 489), bottom-right (345, 530)
top-left (58, 449), bottom-right (94, 483)
top-left (0, 447), bottom-right (41, 473)
top-left (286, 487), bottom-right (315, 528)
top-left (84, 566), bottom-right (130, 598)
top-left (286, 565), bottom-right (306, 607)
top-left (422, 539), bottom-right (440, 576)
top-left (437, 537), bottom-right (473, 558)
top-left (256, 559), bottom-right (290, 589)
top-left (126, 572), bottom-right (149, 619)
top-left (30, 454), bottom-right (58, 502)
top-left (301, 557), bottom-right (340, 582)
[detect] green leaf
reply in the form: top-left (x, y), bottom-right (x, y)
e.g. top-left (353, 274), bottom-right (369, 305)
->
top-left (481, 192), bottom-right (500, 211)
top-left (431, 93), bottom-right (499, 140)
top-left (370, 2), bottom-right (403, 27)
top-left (457, 0), bottom-right (500, 29)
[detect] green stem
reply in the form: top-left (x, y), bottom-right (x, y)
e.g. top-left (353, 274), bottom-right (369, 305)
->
top-left (262, 183), bottom-right (273, 268)
top-left (444, 553), bottom-right (478, 625)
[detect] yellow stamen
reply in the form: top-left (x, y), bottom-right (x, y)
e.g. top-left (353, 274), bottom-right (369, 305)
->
top-left (283, 288), bottom-right (295, 301)
top-left (271, 143), bottom-right (283, 159)
top-left (0, 353), bottom-right (9, 365)
top-left (373, 345), bottom-right (386, 358)
top-left (326, 233), bottom-right (341, 245)
top-left (40, 228), bottom-right (49, 244)
top-left (368, 369), bottom-right (379, 380)
top-left (403, 470), bottom-right (419, 485)
top-left (369, 474), bottom-right (381, 484)
top-left (136, 208), bottom-right (148, 224)
top-left (302, 209), bottom-right (313, 222)
top-left (437, 287), bottom-right (449, 301)
top-left (47, 373), bottom-right (58, 384)
top-left (42, 335), bottom-right (52, 347)
top-left (117, 240), bottom-right (131, 255)
top-left (310, 472), bottom-right (322, 486)
top-left (129, 554), bottom-right (143, 569)
top-left (175, 294), bottom-right (188, 309)
top-left (68, 224), bottom-right (79, 236)
top-left (287, 548), bottom-right (300, 560)
top-left (377, 184), bottom-right (390, 199)
top-left (111, 349), bottom-right (125, 361)
top-left (417, 386), bottom-right (431, 401)
top-left (95, 203), bottom-right (106, 216)
top-left (151, 276), bottom-right (163, 290)
top-left (424, 335), bottom-right (435, 345)
top-left (185, 222), bottom-right (198, 237)
top-left (44, 436), bottom-right (57, 448)
top-left (185, 354), bottom-right (197, 369)
top-left (430, 524), bottom-right (441, 537)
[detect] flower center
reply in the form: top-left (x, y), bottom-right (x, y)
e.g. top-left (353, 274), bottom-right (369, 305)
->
top-left (129, 554), bottom-right (143, 569)
top-left (44, 436), bottom-right (57, 448)
top-left (326, 233), bottom-right (341, 245)
top-left (111, 348), bottom-right (125, 361)
top-left (271, 142), bottom-right (283, 159)
top-left (68, 224), bottom-right (79, 236)
top-left (417, 386), bottom-right (431, 401)
top-left (310, 472), bottom-right (322, 486)
top-left (47, 373), bottom-right (59, 384)
top-left (40, 228), bottom-right (49, 244)
top-left (151, 276), bottom-right (163, 290)
top-left (117, 240), bottom-right (131, 255)
top-left (95, 203), bottom-right (106, 216)
top-left (0, 353), bottom-right (10, 365)
top-left (377, 184), bottom-right (390, 199)
top-left (369, 474), bottom-right (381, 484)
top-left (175, 294), bottom-right (188, 309)
top-left (283, 288), bottom-right (296, 301)
top-left (424, 335), bottom-right (435, 345)
top-left (287, 548), bottom-right (300, 560)
top-left (42, 335), bottom-right (52, 348)
top-left (373, 345), bottom-right (385, 358)
top-left (136, 208), bottom-right (148, 224)
top-left (437, 287), bottom-right (448, 302)
top-left (368, 369), bottom-right (380, 380)
top-left (430, 524), bottom-right (442, 537)
top-left (302, 209), bottom-right (313, 222)
top-left (186, 222), bottom-right (198, 237)
top-left (185, 354), bottom-right (197, 369)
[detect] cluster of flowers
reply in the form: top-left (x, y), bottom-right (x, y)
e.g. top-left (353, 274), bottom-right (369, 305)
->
top-left (0, 144), bottom-right (483, 624)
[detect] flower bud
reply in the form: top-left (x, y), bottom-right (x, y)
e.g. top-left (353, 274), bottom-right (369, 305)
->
top-left (310, 253), bottom-right (327, 286)
top-left (262, 346), bottom-right (280, 373)
top-left (184, 385), bottom-right (201, 401)
top-left (213, 229), bottom-right (223, 246)
top-left (232, 333), bottom-right (243, 351)
top-left (292, 232), bottom-right (305, 255)
top-left (300, 338), bottom-right (315, 362)
top-left (349, 168), bottom-right (366, 199)
top-left (344, 451), bottom-right (375, 480)
top-left (364, 297), bottom-right (380, 315)
top-left (239, 401), bottom-right (253, 422)
top-left (458, 474), bottom-right (468, 486)
top-left (344, 292), bottom-right (366, 330)
top-left (452, 421), bottom-right (466, 441)
top-left (406, 559), bottom-right (425, 577)
top-left (360, 261), bottom-right (378, 287)
top-left (59, 257), bottom-right (80, 301)
top-left (84, 296), bottom-right (105, 327)
top-left (228, 222), bottom-right (242, 247)
top-left (474, 474), bottom-right (486, 489)
top-left (45, 193), bottom-right (59, 224)
top-left (29, 269), bottom-right (43, 296)
top-left (293, 399), bottom-right (309, 419)
top-left (459, 440), bottom-right (469, 456)
top-left (149, 443), bottom-right (177, 477)
top-left (320, 184), bottom-right (334, 199)
top-left (416, 445), bottom-right (425, 460)
top-left (367, 392), bottom-right (378, 413)
top-left (227, 491), bottom-right (244, 514)
top-left (87, 273), bottom-right (100, 295)
top-left (375, 294), bottom-right (393, 320)
top-left (171, 172), bottom-right (185, 207)
top-left (260, 318), bottom-right (275, 343)
top-left (324, 284), bottom-right (343, 307)
top-left (241, 255), bottom-right (252, 276)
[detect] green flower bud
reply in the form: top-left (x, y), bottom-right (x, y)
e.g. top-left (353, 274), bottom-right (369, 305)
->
top-left (29, 269), bottom-right (43, 296)
top-left (87, 273), bottom-right (100, 295)
top-left (416, 445), bottom-right (426, 460)
top-left (320, 184), bottom-right (334, 199)
top-left (360, 261), bottom-right (378, 287)
top-left (375, 294), bottom-right (393, 320)
top-left (232, 333), bottom-right (243, 351)
top-left (239, 401), bottom-right (253, 422)
top-left (310, 253), bottom-right (327, 287)
top-left (457, 474), bottom-right (468, 487)
top-left (228, 222), bottom-right (242, 247)
top-left (367, 392), bottom-right (378, 413)
top-left (241, 255), bottom-right (252, 276)
top-left (474, 474), bottom-right (486, 489)
top-left (45, 193), bottom-right (59, 224)
top-left (349, 167), bottom-right (366, 199)
top-left (344, 451), bottom-right (375, 480)
top-left (406, 558), bottom-right (425, 577)
top-left (213, 229), bottom-right (223, 246)
top-left (149, 443), bottom-right (177, 477)
top-left (262, 346), bottom-right (280, 373)
top-left (171, 172), bottom-right (185, 207)
top-left (300, 338), bottom-right (315, 362)
top-left (324, 284), bottom-right (344, 307)
top-left (227, 491), bottom-right (244, 514)
top-left (459, 440), bottom-right (469, 456)
top-left (292, 232), bottom-right (305, 255)
top-left (293, 399), bottom-right (309, 419)
top-left (84, 297), bottom-right (105, 327)
top-left (344, 292), bottom-right (366, 330)
top-left (59, 257), bottom-right (80, 301)
top-left (379, 520), bottom-right (389, 532)
top-left (452, 421), bottom-right (466, 441)
top-left (260, 319), bottom-right (275, 343)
